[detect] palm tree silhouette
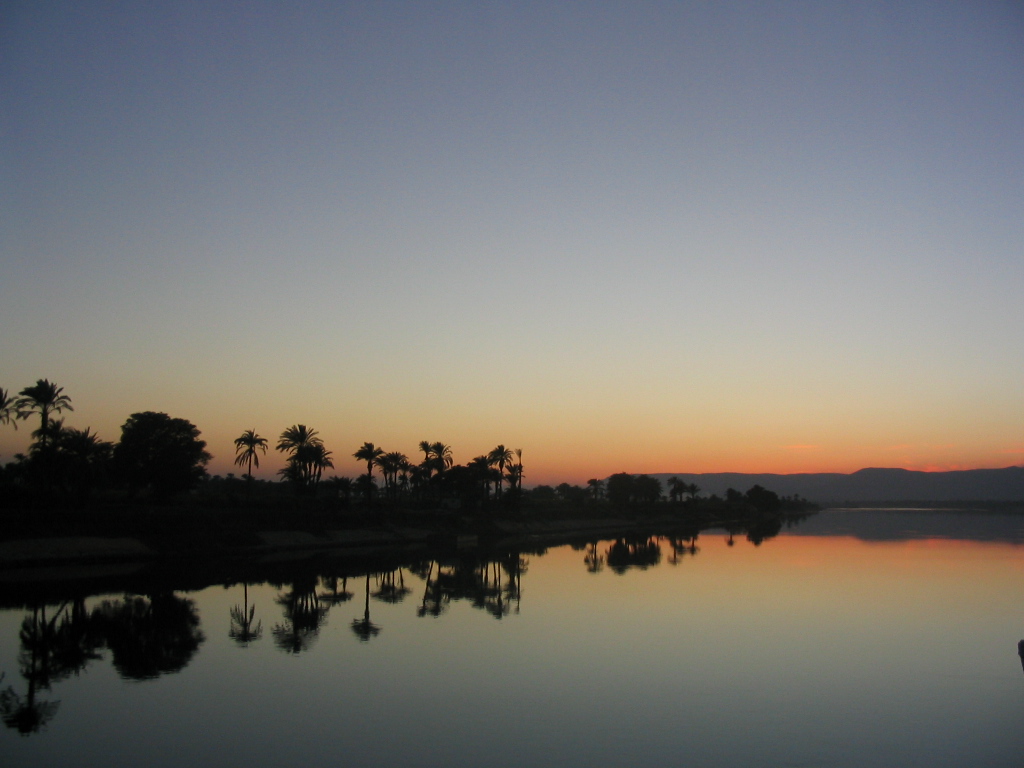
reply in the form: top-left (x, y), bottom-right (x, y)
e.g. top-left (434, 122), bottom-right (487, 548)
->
top-left (15, 379), bottom-right (73, 448)
top-left (418, 440), bottom-right (434, 479)
top-left (378, 451), bottom-right (408, 501)
top-left (353, 441), bottom-right (383, 478)
top-left (429, 442), bottom-right (453, 475)
top-left (0, 388), bottom-right (18, 430)
top-left (277, 424), bottom-right (322, 455)
top-left (353, 442), bottom-right (384, 502)
top-left (277, 425), bottom-right (327, 491)
top-left (667, 477), bottom-right (686, 503)
top-left (487, 445), bottom-right (514, 497)
top-left (296, 442), bottom-right (334, 489)
top-left (233, 429), bottom-right (268, 481)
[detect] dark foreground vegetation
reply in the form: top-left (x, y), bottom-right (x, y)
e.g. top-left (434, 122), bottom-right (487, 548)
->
top-left (0, 379), bottom-right (816, 554)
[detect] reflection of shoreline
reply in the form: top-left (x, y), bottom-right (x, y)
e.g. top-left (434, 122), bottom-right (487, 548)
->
top-left (784, 508), bottom-right (1024, 544)
top-left (0, 514), bottom-right (808, 606)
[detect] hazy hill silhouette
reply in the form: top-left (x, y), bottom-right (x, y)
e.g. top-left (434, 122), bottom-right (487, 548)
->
top-left (648, 466), bottom-right (1024, 503)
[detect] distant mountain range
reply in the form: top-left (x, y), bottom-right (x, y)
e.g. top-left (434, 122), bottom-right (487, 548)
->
top-left (646, 466), bottom-right (1024, 503)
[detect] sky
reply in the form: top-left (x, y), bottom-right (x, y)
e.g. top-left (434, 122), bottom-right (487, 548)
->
top-left (2, 1), bottom-right (1022, 484)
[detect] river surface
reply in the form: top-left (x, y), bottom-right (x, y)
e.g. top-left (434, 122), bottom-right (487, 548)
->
top-left (2, 508), bottom-right (1023, 767)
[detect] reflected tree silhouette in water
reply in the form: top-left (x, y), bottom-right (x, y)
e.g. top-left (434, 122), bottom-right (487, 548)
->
top-left (583, 541), bottom-right (604, 573)
top-left (0, 675), bottom-right (59, 736)
top-left (0, 602), bottom-right (90, 735)
top-left (495, 554), bottom-right (526, 618)
top-left (272, 576), bottom-right (328, 653)
top-left (93, 593), bottom-right (205, 680)
top-left (229, 583), bottom-right (262, 647)
top-left (416, 554), bottom-right (527, 620)
top-left (318, 575), bottom-right (354, 605)
top-left (746, 516), bottom-right (783, 546)
top-left (606, 538), bottom-right (661, 574)
top-left (3, 593), bottom-right (204, 732)
top-left (351, 574), bottom-right (381, 641)
top-left (666, 532), bottom-right (700, 565)
top-left (416, 561), bottom-right (449, 619)
top-left (373, 568), bottom-right (412, 605)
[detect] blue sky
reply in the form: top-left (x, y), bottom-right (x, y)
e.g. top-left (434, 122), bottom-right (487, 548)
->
top-left (2, 1), bottom-right (1022, 481)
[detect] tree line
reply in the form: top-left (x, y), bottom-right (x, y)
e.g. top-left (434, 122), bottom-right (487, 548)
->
top-left (1, 379), bottom-right (811, 517)
top-left (0, 379), bottom-right (525, 508)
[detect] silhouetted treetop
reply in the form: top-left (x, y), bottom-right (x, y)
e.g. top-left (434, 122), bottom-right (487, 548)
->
top-left (113, 412), bottom-right (211, 498)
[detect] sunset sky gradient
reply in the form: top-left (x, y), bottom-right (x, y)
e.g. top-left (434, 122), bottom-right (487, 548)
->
top-left (2, 1), bottom-right (1022, 483)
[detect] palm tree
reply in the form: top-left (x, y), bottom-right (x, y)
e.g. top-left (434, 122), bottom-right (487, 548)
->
top-left (325, 476), bottom-right (354, 505)
top-left (418, 440), bottom-right (433, 479)
top-left (587, 478), bottom-right (605, 500)
top-left (353, 442), bottom-right (385, 503)
top-left (49, 425), bottom-right (113, 500)
top-left (276, 424), bottom-right (322, 455)
top-left (487, 445), bottom-right (514, 497)
top-left (378, 451), bottom-right (408, 501)
top-left (0, 388), bottom-right (17, 429)
top-left (277, 425), bottom-right (326, 492)
top-left (430, 442), bottom-right (453, 475)
top-left (353, 442), bottom-right (384, 479)
top-left (506, 464), bottom-right (523, 493)
top-left (305, 443), bottom-right (334, 488)
top-left (281, 442), bottom-right (333, 490)
top-left (668, 477), bottom-right (686, 503)
top-left (15, 379), bottom-right (73, 448)
top-left (233, 429), bottom-right (268, 480)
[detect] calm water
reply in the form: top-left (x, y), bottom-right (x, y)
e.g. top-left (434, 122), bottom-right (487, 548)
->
top-left (2, 509), bottom-right (1023, 767)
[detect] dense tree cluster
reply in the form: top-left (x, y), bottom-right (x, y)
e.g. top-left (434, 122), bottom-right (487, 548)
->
top-left (1, 380), bottom-right (209, 503)
top-left (252, 431), bottom-right (525, 509)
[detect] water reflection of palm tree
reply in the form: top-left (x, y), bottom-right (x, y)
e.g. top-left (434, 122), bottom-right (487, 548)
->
top-left (489, 555), bottom-right (527, 619)
top-left (351, 574), bottom-right (381, 641)
top-left (0, 675), bottom-right (60, 736)
top-left (583, 541), bottom-right (604, 573)
top-left (318, 575), bottom-right (354, 605)
top-left (373, 568), bottom-right (412, 604)
top-left (272, 577), bottom-right (328, 654)
top-left (0, 602), bottom-right (83, 735)
top-left (229, 583), bottom-right (263, 647)
top-left (417, 561), bottom-right (449, 619)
